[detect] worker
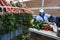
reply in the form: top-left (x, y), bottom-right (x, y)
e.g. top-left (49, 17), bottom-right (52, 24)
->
top-left (36, 9), bottom-right (55, 22)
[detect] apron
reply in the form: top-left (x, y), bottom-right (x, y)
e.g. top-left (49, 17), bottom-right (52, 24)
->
top-left (40, 13), bottom-right (45, 21)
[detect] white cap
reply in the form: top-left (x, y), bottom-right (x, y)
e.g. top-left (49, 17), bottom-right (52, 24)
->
top-left (39, 9), bottom-right (44, 13)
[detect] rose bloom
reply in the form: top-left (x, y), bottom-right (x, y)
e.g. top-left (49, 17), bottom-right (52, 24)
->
top-left (0, 12), bottom-right (3, 15)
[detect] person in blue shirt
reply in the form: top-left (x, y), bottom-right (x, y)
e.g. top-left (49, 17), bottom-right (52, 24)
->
top-left (36, 9), bottom-right (55, 22)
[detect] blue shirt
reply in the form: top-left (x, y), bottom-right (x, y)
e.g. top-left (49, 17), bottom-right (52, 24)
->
top-left (36, 13), bottom-right (51, 22)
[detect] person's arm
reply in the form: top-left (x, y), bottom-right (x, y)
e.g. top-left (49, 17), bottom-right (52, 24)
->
top-left (50, 15), bottom-right (56, 22)
top-left (36, 15), bottom-right (42, 21)
top-left (45, 13), bottom-right (51, 18)
top-left (46, 13), bottom-right (56, 22)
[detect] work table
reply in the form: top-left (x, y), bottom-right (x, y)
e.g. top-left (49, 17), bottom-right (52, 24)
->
top-left (29, 28), bottom-right (60, 40)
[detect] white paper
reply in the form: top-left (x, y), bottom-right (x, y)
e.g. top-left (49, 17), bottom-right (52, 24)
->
top-left (53, 23), bottom-right (57, 32)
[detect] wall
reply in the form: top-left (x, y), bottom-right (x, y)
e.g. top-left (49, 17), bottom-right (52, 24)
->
top-left (25, 0), bottom-right (60, 17)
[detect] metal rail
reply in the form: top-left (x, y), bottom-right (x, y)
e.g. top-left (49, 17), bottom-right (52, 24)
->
top-left (29, 6), bottom-right (60, 10)
top-left (0, 6), bottom-right (60, 13)
top-left (42, 0), bottom-right (45, 7)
